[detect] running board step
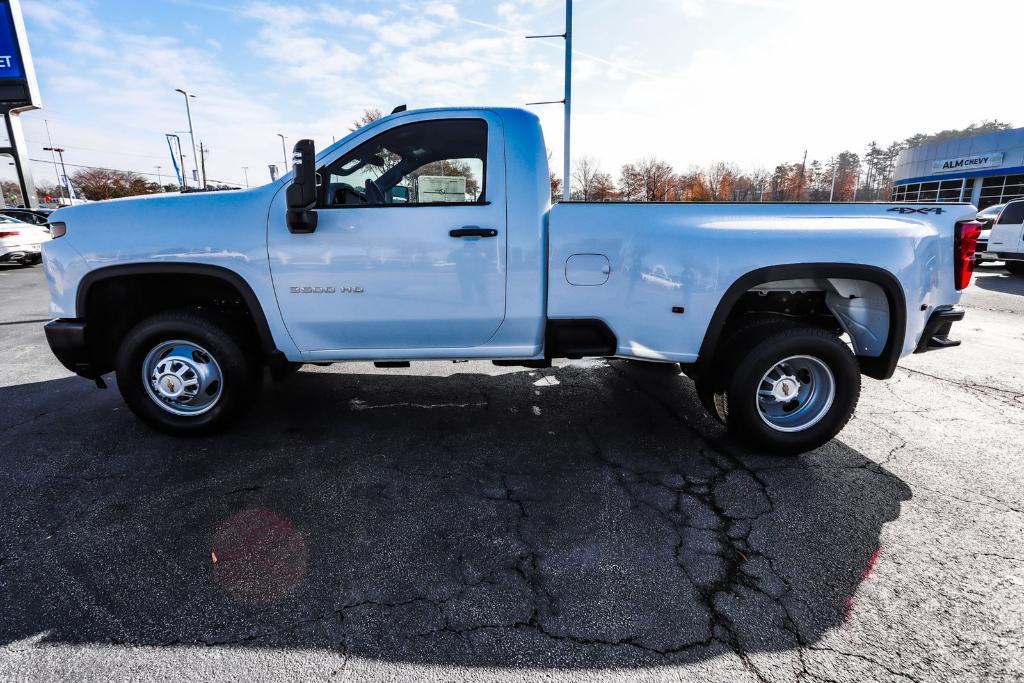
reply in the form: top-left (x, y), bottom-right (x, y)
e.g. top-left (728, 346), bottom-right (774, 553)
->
top-left (492, 360), bottom-right (552, 369)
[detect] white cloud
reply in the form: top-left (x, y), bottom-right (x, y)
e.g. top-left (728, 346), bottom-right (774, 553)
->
top-left (320, 7), bottom-right (383, 30)
top-left (424, 2), bottom-right (459, 21)
top-left (22, 0), bottom-right (292, 186)
top-left (376, 20), bottom-right (445, 47)
top-left (665, 0), bottom-right (707, 17)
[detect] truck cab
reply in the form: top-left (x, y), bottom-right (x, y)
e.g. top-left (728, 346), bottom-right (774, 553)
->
top-left (267, 109), bottom-right (548, 358)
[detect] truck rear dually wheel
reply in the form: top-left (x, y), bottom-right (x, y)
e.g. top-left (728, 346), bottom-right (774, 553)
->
top-left (115, 311), bottom-right (262, 435)
top-left (694, 317), bottom-right (796, 426)
top-left (717, 326), bottom-right (860, 455)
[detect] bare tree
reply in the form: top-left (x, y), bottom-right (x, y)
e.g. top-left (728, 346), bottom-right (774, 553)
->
top-left (71, 168), bottom-right (160, 200)
top-left (350, 108), bottom-right (384, 131)
top-left (704, 162), bottom-right (739, 201)
top-left (550, 172), bottom-right (563, 203)
top-left (1, 180), bottom-right (24, 206)
top-left (589, 172), bottom-right (617, 201)
top-left (619, 157), bottom-right (676, 202)
top-left (748, 167), bottom-right (771, 201)
top-left (571, 156), bottom-right (600, 201)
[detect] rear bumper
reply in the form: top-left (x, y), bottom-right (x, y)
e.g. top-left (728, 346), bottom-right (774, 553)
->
top-left (982, 251), bottom-right (1023, 262)
top-left (914, 306), bottom-right (965, 354)
top-left (44, 319), bottom-right (103, 379)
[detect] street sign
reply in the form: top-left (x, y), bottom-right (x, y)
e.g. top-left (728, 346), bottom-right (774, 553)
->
top-left (0, 0), bottom-right (39, 107)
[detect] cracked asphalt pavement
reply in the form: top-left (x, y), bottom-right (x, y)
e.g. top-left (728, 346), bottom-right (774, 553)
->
top-left (0, 263), bottom-right (1022, 682)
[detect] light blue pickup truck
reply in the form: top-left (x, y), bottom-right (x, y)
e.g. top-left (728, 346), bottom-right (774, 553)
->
top-left (42, 107), bottom-right (982, 453)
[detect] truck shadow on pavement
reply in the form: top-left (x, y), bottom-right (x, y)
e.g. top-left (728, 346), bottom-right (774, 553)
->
top-left (973, 268), bottom-right (1024, 296)
top-left (0, 360), bottom-right (911, 669)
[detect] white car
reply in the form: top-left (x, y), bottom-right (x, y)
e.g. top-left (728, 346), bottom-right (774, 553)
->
top-left (974, 202), bottom-right (1005, 261)
top-left (984, 198), bottom-right (1024, 275)
top-left (0, 215), bottom-right (49, 266)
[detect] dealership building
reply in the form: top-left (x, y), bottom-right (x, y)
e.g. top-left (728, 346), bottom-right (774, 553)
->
top-left (891, 127), bottom-right (1024, 209)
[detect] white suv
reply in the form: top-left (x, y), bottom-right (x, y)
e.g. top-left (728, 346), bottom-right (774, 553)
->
top-left (984, 198), bottom-right (1024, 275)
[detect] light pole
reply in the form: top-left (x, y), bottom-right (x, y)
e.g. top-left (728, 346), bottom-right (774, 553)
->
top-left (526, 0), bottom-right (572, 202)
top-left (829, 157), bottom-right (838, 203)
top-left (43, 146), bottom-right (70, 197)
top-left (277, 134), bottom-right (288, 175)
top-left (242, 166), bottom-right (250, 188)
top-left (199, 142), bottom-right (209, 190)
top-left (155, 165), bottom-right (162, 188)
top-left (44, 120), bottom-right (65, 202)
top-left (175, 88), bottom-right (203, 189)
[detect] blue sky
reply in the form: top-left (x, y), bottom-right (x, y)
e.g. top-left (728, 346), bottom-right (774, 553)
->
top-left (12, 0), bottom-right (1024, 189)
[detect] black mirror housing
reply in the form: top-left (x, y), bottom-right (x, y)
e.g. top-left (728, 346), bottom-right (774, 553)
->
top-left (286, 139), bottom-right (319, 234)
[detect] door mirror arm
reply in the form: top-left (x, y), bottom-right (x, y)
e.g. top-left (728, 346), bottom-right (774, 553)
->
top-left (286, 139), bottom-right (319, 234)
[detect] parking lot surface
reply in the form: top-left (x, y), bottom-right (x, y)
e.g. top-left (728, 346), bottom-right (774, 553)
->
top-left (1, 263), bottom-right (1021, 682)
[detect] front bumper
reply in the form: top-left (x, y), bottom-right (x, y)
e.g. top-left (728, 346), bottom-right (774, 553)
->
top-left (44, 319), bottom-right (104, 380)
top-left (914, 306), bottom-right (965, 353)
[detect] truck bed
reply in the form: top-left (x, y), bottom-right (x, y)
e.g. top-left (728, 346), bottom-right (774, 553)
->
top-left (547, 201), bottom-right (975, 363)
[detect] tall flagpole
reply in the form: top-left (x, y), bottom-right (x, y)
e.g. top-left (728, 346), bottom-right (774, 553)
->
top-left (563, 0), bottom-right (572, 202)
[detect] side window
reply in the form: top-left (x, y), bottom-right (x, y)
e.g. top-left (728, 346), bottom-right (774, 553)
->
top-left (997, 201), bottom-right (1024, 225)
top-left (320, 119), bottom-right (487, 208)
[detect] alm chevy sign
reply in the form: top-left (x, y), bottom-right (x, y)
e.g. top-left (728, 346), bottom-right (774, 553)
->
top-left (932, 152), bottom-right (1004, 175)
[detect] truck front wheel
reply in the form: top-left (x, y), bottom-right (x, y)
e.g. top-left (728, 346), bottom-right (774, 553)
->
top-left (115, 311), bottom-right (263, 435)
top-left (719, 326), bottom-right (861, 455)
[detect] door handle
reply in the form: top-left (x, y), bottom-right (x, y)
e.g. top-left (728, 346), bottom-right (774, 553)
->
top-left (450, 227), bottom-right (498, 238)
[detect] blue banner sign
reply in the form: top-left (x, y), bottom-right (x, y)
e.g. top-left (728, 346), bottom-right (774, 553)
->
top-left (0, 2), bottom-right (25, 81)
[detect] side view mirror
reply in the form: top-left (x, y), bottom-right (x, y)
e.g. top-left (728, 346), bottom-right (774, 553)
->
top-left (388, 186), bottom-right (410, 204)
top-left (286, 139), bottom-right (318, 234)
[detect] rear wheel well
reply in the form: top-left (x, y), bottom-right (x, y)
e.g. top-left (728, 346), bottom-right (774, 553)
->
top-left (81, 271), bottom-right (268, 374)
top-left (695, 267), bottom-right (904, 381)
top-left (720, 286), bottom-right (844, 339)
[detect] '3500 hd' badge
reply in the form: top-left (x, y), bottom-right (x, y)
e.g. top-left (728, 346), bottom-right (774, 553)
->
top-left (290, 286), bottom-right (364, 294)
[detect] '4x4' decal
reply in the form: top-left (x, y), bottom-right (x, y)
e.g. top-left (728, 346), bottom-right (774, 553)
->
top-left (887, 206), bottom-right (945, 215)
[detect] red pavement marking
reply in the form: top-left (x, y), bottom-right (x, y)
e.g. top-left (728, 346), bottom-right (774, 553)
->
top-left (844, 548), bottom-right (882, 622)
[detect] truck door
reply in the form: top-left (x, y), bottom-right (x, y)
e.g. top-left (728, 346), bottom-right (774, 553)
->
top-left (267, 114), bottom-right (507, 352)
top-left (988, 200), bottom-right (1024, 257)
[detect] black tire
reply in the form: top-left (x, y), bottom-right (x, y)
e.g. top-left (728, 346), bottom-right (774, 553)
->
top-left (115, 311), bottom-right (263, 435)
top-left (1005, 261), bottom-right (1024, 275)
top-left (694, 378), bottom-right (725, 424)
top-left (722, 326), bottom-right (860, 455)
top-left (693, 317), bottom-right (796, 425)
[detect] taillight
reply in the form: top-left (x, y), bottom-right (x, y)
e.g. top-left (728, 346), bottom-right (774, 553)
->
top-left (955, 220), bottom-right (982, 290)
top-left (0, 230), bottom-right (20, 238)
top-left (48, 222), bottom-right (66, 239)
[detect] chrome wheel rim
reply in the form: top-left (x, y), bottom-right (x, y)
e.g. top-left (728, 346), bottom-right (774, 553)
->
top-left (142, 340), bottom-right (224, 417)
top-left (756, 355), bottom-right (835, 433)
